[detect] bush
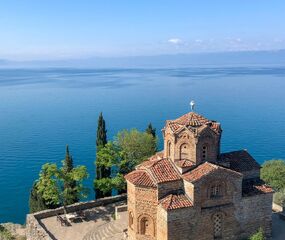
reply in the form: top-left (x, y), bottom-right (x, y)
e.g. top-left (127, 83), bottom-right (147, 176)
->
top-left (249, 228), bottom-right (265, 240)
top-left (0, 225), bottom-right (15, 240)
top-left (261, 160), bottom-right (285, 191)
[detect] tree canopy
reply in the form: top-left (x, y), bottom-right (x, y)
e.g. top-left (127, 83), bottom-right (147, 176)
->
top-left (31, 147), bottom-right (89, 210)
top-left (115, 129), bottom-right (157, 174)
top-left (145, 123), bottom-right (156, 138)
top-left (261, 160), bottom-right (285, 191)
top-left (94, 128), bottom-right (157, 195)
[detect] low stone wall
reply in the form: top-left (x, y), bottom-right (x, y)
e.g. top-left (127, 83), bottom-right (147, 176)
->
top-left (26, 194), bottom-right (127, 240)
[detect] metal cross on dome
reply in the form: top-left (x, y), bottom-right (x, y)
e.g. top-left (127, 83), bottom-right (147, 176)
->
top-left (190, 100), bottom-right (195, 111)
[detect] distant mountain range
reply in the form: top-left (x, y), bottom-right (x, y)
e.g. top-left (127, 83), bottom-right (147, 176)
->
top-left (1, 50), bottom-right (285, 68)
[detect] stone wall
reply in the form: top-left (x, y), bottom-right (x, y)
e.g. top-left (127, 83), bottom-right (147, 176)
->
top-left (238, 193), bottom-right (273, 240)
top-left (26, 194), bottom-right (127, 240)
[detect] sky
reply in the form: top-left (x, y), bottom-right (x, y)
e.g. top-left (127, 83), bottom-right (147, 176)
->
top-left (0, 0), bottom-right (285, 60)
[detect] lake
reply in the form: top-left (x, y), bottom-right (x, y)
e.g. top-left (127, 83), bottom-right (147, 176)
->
top-left (0, 66), bottom-right (285, 223)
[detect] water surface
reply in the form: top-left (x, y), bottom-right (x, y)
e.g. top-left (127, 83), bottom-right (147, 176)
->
top-left (0, 66), bottom-right (285, 223)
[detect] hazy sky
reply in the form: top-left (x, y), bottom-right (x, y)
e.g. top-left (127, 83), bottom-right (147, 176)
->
top-left (1, 0), bottom-right (285, 60)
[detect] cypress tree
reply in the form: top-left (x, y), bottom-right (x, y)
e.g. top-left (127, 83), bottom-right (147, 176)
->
top-left (95, 112), bottom-right (111, 199)
top-left (146, 123), bottom-right (156, 138)
top-left (96, 112), bottom-right (107, 148)
top-left (62, 145), bottom-right (78, 205)
top-left (63, 145), bottom-right (73, 173)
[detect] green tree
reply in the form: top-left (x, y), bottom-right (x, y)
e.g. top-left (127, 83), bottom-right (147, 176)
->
top-left (95, 112), bottom-right (111, 199)
top-left (115, 129), bottom-right (157, 174)
top-left (62, 145), bottom-right (78, 204)
top-left (94, 142), bottom-right (120, 197)
top-left (249, 228), bottom-right (265, 240)
top-left (146, 123), bottom-right (156, 138)
top-left (29, 183), bottom-right (55, 213)
top-left (94, 129), bottom-right (157, 195)
top-left (35, 152), bottom-right (89, 208)
top-left (96, 112), bottom-right (107, 148)
top-left (261, 160), bottom-right (285, 191)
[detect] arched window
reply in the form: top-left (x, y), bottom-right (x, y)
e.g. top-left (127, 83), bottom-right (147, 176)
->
top-left (140, 217), bottom-right (150, 235)
top-left (210, 184), bottom-right (222, 198)
top-left (129, 211), bottom-right (134, 229)
top-left (202, 144), bottom-right (208, 161)
top-left (180, 143), bottom-right (189, 159)
top-left (167, 141), bottom-right (172, 158)
top-left (138, 215), bottom-right (154, 236)
top-left (213, 213), bottom-right (223, 238)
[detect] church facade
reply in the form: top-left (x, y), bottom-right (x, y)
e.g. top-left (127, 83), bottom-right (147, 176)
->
top-left (125, 111), bottom-right (273, 240)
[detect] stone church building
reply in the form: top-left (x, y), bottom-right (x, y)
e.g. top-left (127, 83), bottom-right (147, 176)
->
top-left (125, 111), bottom-right (273, 240)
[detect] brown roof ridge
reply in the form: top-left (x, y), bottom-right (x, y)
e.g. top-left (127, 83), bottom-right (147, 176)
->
top-left (125, 169), bottom-right (156, 188)
top-left (167, 158), bottom-right (184, 176)
top-left (183, 161), bottom-right (242, 183)
top-left (159, 193), bottom-right (193, 210)
top-left (203, 161), bottom-right (243, 175)
top-left (144, 168), bottom-right (159, 185)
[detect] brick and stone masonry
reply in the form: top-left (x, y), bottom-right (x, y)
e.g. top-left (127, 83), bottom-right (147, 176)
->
top-left (125, 111), bottom-right (273, 240)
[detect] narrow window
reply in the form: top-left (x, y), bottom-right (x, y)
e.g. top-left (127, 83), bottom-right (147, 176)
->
top-left (129, 212), bottom-right (134, 229)
top-left (213, 213), bottom-right (222, 238)
top-left (180, 143), bottom-right (189, 159)
top-left (210, 184), bottom-right (222, 198)
top-left (167, 141), bottom-right (172, 158)
top-left (202, 145), bottom-right (208, 161)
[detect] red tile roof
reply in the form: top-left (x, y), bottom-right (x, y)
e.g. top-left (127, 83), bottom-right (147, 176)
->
top-left (219, 150), bottom-right (260, 173)
top-left (167, 112), bottom-right (221, 134)
top-left (242, 182), bottom-right (274, 197)
top-left (160, 194), bottom-right (193, 210)
top-left (174, 159), bottom-right (195, 168)
top-left (141, 158), bottom-right (181, 184)
top-left (125, 170), bottom-right (156, 188)
top-left (183, 162), bottom-right (241, 182)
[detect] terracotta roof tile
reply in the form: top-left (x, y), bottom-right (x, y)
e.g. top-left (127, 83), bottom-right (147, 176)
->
top-left (219, 150), bottom-right (260, 173)
top-left (174, 159), bottom-right (195, 168)
top-left (242, 181), bottom-right (274, 196)
top-left (160, 194), bottom-right (193, 210)
top-left (167, 112), bottom-right (221, 134)
top-left (125, 170), bottom-right (156, 187)
top-left (142, 159), bottom-right (181, 183)
top-left (183, 162), bottom-right (241, 182)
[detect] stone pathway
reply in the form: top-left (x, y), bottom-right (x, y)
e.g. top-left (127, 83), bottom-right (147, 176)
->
top-left (82, 218), bottom-right (127, 240)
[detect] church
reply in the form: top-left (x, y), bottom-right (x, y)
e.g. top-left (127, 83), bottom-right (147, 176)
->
top-left (125, 109), bottom-right (273, 240)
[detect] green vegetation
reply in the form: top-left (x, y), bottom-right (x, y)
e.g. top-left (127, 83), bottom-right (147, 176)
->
top-left (261, 160), bottom-right (285, 190)
top-left (261, 159), bottom-right (285, 207)
top-left (95, 112), bottom-right (111, 199)
top-left (29, 146), bottom-right (89, 212)
top-left (145, 123), bottom-right (156, 138)
top-left (29, 183), bottom-right (55, 213)
top-left (249, 228), bottom-right (265, 240)
top-left (0, 225), bottom-right (15, 240)
top-left (94, 128), bottom-right (157, 195)
top-left (62, 145), bottom-right (78, 205)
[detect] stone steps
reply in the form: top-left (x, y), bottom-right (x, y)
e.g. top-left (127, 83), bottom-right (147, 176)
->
top-left (82, 220), bottom-right (126, 240)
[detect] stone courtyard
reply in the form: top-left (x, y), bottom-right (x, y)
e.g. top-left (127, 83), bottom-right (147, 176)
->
top-left (40, 204), bottom-right (127, 240)
top-left (25, 194), bottom-right (285, 240)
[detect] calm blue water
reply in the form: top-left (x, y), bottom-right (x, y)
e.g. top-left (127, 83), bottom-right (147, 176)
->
top-left (0, 66), bottom-right (285, 223)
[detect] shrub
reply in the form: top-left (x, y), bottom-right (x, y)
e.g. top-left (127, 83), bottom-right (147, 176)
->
top-left (261, 159), bottom-right (285, 191)
top-left (249, 228), bottom-right (265, 240)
